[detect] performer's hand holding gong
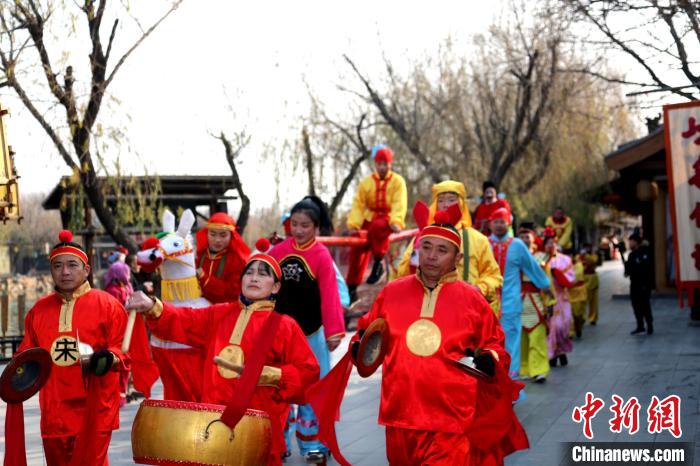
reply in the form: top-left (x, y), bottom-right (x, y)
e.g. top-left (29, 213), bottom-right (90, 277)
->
top-left (453, 347), bottom-right (498, 379)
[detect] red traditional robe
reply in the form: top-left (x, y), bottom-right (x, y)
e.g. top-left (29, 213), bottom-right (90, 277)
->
top-left (17, 281), bottom-right (129, 465)
top-left (146, 299), bottom-right (320, 466)
top-left (196, 242), bottom-right (250, 303)
top-left (354, 271), bottom-right (527, 465)
top-left (473, 199), bottom-right (512, 235)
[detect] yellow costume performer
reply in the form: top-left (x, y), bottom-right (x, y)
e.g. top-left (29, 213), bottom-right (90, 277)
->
top-left (582, 251), bottom-right (600, 324)
top-left (545, 209), bottom-right (574, 252)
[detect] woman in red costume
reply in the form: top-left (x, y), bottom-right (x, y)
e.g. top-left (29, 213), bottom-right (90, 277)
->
top-left (195, 212), bottom-right (251, 303)
top-left (127, 249), bottom-right (320, 465)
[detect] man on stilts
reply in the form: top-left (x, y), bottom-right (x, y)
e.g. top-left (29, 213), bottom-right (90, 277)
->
top-left (346, 144), bottom-right (407, 302)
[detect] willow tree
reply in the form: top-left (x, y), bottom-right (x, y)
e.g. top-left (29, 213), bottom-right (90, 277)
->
top-left (0, 0), bottom-right (182, 253)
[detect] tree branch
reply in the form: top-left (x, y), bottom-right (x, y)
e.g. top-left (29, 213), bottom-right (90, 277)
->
top-left (218, 131), bottom-right (251, 232)
top-left (301, 126), bottom-right (317, 196)
top-left (343, 54), bottom-right (443, 183)
top-left (105, 0), bottom-right (183, 87)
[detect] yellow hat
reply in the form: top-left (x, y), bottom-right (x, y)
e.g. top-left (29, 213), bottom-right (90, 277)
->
top-left (428, 180), bottom-right (472, 228)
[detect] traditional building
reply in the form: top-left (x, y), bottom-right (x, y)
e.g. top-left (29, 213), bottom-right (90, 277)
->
top-left (604, 124), bottom-right (674, 292)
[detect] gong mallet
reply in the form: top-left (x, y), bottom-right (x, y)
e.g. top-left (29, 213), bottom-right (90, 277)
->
top-left (121, 310), bottom-right (138, 353)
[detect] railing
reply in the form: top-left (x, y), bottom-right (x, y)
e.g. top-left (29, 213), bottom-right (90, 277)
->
top-left (0, 274), bottom-right (52, 362)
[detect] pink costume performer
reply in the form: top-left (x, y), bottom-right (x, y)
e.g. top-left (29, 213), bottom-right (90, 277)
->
top-left (543, 228), bottom-right (576, 365)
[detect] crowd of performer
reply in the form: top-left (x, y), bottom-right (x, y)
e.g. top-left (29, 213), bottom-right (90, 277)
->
top-left (6, 143), bottom-right (614, 466)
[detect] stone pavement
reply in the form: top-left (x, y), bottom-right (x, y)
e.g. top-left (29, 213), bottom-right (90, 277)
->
top-left (3, 260), bottom-right (700, 465)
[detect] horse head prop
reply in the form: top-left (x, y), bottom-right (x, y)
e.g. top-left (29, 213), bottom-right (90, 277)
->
top-left (137, 209), bottom-right (210, 307)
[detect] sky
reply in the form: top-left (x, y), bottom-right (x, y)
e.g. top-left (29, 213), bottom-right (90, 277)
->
top-left (1, 0), bottom-right (502, 215)
top-left (0, 0), bottom-right (692, 217)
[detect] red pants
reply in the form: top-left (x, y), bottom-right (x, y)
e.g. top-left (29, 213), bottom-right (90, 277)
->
top-left (151, 346), bottom-right (204, 402)
top-left (43, 432), bottom-right (111, 466)
top-left (346, 217), bottom-right (392, 286)
top-left (386, 427), bottom-right (471, 466)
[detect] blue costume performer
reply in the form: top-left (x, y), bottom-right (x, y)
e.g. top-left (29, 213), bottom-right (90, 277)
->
top-left (488, 209), bottom-right (550, 393)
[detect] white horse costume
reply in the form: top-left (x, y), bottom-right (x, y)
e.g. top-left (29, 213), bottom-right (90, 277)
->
top-left (137, 209), bottom-right (210, 401)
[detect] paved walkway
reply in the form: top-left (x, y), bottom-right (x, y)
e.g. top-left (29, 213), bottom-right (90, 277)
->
top-left (3, 260), bottom-right (699, 465)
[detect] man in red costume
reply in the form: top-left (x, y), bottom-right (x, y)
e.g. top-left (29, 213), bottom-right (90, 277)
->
top-left (308, 212), bottom-right (528, 466)
top-left (196, 212), bottom-right (251, 303)
top-left (17, 230), bottom-right (129, 466)
top-left (472, 181), bottom-right (512, 236)
top-left (346, 144), bottom-right (407, 298)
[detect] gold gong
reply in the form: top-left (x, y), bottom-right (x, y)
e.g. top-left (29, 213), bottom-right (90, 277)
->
top-left (405, 319), bottom-right (441, 357)
top-left (131, 400), bottom-right (271, 466)
top-left (217, 345), bottom-right (244, 379)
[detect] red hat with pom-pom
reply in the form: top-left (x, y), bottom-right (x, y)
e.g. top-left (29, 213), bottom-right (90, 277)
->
top-left (244, 253), bottom-right (282, 281)
top-left (49, 230), bottom-right (88, 265)
top-left (419, 211), bottom-right (462, 250)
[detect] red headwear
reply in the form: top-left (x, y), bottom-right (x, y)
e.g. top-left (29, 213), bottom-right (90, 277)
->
top-left (489, 207), bottom-right (511, 225)
top-left (244, 253), bottom-right (282, 281)
top-left (542, 227), bottom-right (557, 241)
top-left (205, 212), bottom-right (237, 232)
top-left (419, 210), bottom-right (462, 250)
top-left (49, 230), bottom-right (88, 265)
top-left (372, 144), bottom-right (394, 164)
top-left (196, 212), bottom-right (250, 257)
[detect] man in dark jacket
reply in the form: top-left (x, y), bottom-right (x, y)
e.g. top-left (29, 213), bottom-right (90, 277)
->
top-left (624, 233), bottom-right (654, 335)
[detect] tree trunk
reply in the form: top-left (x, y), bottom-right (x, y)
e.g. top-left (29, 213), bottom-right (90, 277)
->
top-left (80, 168), bottom-right (138, 253)
top-left (302, 127), bottom-right (317, 196)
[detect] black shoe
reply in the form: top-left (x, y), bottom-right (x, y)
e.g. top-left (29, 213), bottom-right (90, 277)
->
top-left (590, 321), bottom-right (597, 326)
top-left (549, 358), bottom-right (558, 368)
top-left (366, 259), bottom-right (384, 284)
top-left (647, 326), bottom-right (654, 335)
top-left (533, 374), bottom-right (547, 384)
top-left (630, 328), bottom-right (645, 335)
top-left (559, 354), bottom-right (568, 366)
top-left (304, 451), bottom-right (327, 464)
top-left (575, 329), bottom-right (582, 339)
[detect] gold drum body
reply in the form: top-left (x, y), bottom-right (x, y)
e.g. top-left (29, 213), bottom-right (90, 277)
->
top-left (132, 399), bottom-right (272, 466)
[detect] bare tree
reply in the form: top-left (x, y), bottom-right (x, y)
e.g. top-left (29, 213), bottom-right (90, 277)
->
top-left (567, 0), bottom-right (700, 100)
top-left (469, 10), bottom-right (564, 190)
top-left (300, 96), bottom-right (375, 222)
top-left (0, 1), bottom-right (183, 253)
top-left (217, 131), bottom-right (251, 233)
top-left (342, 3), bottom-right (569, 193)
top-left (306, 1), bottom-right (633, 222)
top-left (343, 55), bottom-right (444, 183)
